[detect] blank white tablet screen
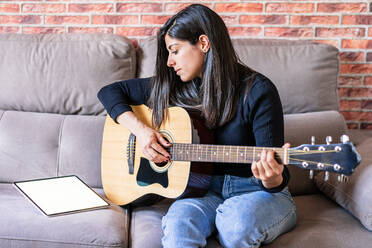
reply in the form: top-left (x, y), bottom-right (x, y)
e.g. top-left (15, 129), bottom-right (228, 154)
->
top-left (15, 176), bottom-right (109, 216)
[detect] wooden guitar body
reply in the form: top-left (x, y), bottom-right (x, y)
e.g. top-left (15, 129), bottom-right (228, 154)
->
top-left (101, 105), bottom-right (213, 205)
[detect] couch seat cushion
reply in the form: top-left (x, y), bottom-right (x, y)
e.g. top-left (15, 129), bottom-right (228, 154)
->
top-left (0, 183), bottom-right (128, 248)
top-left (265, 194), bottom-right (372, 248)
top-left (130, 198), bottom-right (222, 248)
top-left (130, 194), bottom-right (372, 248)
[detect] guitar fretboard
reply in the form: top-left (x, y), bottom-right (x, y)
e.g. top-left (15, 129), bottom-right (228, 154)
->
top-left (168, 143), bottom-right (287, 164)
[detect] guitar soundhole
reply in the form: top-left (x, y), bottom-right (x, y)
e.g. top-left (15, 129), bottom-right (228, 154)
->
top-left (155, 161), bottom-right (168, 168)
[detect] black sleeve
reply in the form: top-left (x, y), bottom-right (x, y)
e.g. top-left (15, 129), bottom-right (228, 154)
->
top-left (247, 75), bottom-right (290, 193)
top-left (97, 77), bottom-right (152, 123)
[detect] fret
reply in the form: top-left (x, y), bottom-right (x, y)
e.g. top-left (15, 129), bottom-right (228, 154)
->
top-left (229, 146), bottom-right (232, 163)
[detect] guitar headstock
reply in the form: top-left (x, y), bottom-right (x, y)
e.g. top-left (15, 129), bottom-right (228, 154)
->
top-left (289, 135), bottom-right (361, 180)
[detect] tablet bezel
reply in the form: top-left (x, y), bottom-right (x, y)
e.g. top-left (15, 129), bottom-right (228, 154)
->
top-left (14, 175), bottom-right (110, 217)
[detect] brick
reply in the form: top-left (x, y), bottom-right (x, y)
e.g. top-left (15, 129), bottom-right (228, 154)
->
top-left (215, 3), bottom-right (263, 13)
top-left (265, 27), bottom-right (313, 38)
top-left (69, 27), bottom-right (113, 33)
top-left (316, 28), bottom-right (365, 38)
top-left (92, 15), bottom-right (138, 25)
top-left (130, 39), bottom-right (138, 49)
top-left (228, 27), bottom-right (262, 37)
top-left (365, 77), bottom-right (372, 85)
top-left (369, 28), bottom-right (372, 37)
top-left (117, 3), bottom-right (162, 13)
top-left (340, 64), bottom-right (372, 74)
top-left (318, 3), bottom-right (367, 13)
top-left (347, 123), bottom-right (359, 129)
top-left (291, 15), bottom-right (338, 25)
top-left (45, 16), bottom-right (89, 25)
top-left (340, 100), bottom-right (361, 110)
top-left (338, 87), bottom-right (372, 98)
top-left (361, 123), bottom-right (372, 130)
top-left (69, 4), bottom-right (114, 13)
top-left (367, 53), bottom-right (372, 62)
top-left (342, 40), bottom-right (372, 49)
top-left (314, 39), bottom-right (339, 47)
top-left (22, 4), bottom-right (66, 13)
top-left (0, 26), bottom-right (19, 33)
top-left (0, 15), bottom-right (41, 24)
top-left (0, 4), bottom-right (19, 13)
top-left (240, 15), bottom-right (286, 25)
top-left (338, 76), bottom-right (363, 86)
top-left (117, 27), bottom-right (158, 37)
top-left (266, 3), bottom-right (314, 13)
top-left (341, 111), bottom-right (372, 121)
top-left (165, 3), bottom-right (211, 13)
top-left (142, 15), bottom-right (171, 25)
top-left (22, 27), bottom-right (65, 34)
top-left (362, 100), bottom-right (372, 110)
top-left (339, 52), bottom-right (364, 62)
top-left (343, 15), bottom-right (372, 25)
top-left (221, 15), bottom-right (239, 25)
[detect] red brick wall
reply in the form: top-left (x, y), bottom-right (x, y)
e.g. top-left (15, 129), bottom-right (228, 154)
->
top-left (0, 1), bottom-right (371, 129)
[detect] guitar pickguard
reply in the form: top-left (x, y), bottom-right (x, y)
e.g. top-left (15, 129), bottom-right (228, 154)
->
top-left (137, 157), bottom-right (169, 188)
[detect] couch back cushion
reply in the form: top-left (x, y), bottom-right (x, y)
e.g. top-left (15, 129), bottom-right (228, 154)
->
top-left (0, 34), bottom-right (135, 115)
top-left (137, 37), bottom-right (339, 114)
top-left (0, 110), bottom-right (105, 187)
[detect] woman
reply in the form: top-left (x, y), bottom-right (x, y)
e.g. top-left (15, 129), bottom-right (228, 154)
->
top-left (98, 4), bottom-right (297, 248)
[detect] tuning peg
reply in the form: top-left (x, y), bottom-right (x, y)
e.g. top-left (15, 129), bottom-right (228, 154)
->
top-left (324, 171), bottom-right (329, 181)
top-left (340, 135), bottom-right (350, 144)
top-left (311, 136), bottom-right (315, 145)
top-left (326, 136), bottom-right (332, 145)
top-left (309, 170), bottom-right (314, 179)
top-left (337, 174), bottom-right (349, 183)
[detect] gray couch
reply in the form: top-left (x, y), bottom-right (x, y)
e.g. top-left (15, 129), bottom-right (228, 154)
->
top-left (0, 33), bottom-right (371, 248)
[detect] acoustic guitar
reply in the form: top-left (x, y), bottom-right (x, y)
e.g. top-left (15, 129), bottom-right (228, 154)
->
top-left (101, 105), bottom-right (361, 205)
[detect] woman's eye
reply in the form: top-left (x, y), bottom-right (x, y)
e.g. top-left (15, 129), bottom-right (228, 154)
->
top-left (172, 51), bottom-right (178, 55)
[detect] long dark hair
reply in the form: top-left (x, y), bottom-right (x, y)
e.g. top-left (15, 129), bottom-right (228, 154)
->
top-left (148, 4), bottom-right (255, 129)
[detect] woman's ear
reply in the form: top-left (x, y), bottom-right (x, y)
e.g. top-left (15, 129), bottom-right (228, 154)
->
top-left (198, 34), bottom-right (210, 53)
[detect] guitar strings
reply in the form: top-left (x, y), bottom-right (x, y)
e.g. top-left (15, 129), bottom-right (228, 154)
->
top-left (169, 144), bottom-right (339, 157)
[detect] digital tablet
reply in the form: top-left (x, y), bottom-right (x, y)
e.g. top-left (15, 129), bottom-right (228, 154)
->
top-left (14, 175), bottom-right (110, 217)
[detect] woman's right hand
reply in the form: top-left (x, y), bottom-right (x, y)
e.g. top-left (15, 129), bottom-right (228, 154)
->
top-left (136, 126), bottom-right (172, 163)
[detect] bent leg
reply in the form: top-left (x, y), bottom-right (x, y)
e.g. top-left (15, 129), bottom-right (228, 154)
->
top-left (162, 192), bottom-right (223, 248)
top-left (216, 188), bottom-right (297, 248)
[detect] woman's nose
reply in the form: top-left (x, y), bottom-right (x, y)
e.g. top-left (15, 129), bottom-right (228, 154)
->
top-left (167, 56), bottom-right (174, 67)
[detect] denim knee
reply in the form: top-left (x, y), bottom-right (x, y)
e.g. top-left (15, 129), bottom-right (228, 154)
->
top-left (215, 191), bottom-right (297, 248)
top-left (162, 197), bottom-right (220, 248)
top-left (215, 201), bottom-right (263, 248)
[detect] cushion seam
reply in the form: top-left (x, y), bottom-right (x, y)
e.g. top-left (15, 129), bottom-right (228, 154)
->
top-left (56, 115), bottom-right (67, 176)
top-left (0, 110), bottom-right (5, 122)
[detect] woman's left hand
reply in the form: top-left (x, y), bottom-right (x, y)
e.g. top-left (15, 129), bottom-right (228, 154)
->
top-left (251, 143), bottom-right (290, 189)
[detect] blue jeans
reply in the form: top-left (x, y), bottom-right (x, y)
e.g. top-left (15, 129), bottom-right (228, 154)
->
top-left (161, 175), bottom-right (297, 248)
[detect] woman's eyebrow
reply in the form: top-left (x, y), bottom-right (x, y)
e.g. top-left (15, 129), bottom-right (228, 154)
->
top-left (167, 43), bottom-right (178, 50)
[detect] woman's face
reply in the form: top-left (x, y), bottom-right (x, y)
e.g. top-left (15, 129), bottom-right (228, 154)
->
top-left (165, 34), bottom-right (206, 82)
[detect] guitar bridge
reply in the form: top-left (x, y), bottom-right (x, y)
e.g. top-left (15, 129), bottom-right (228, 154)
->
top-left (127, 133), bottom-right (136, 174)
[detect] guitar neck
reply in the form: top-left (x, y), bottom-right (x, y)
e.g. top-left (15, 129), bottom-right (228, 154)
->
top-left (168, 143), bottom-right (288, 165)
